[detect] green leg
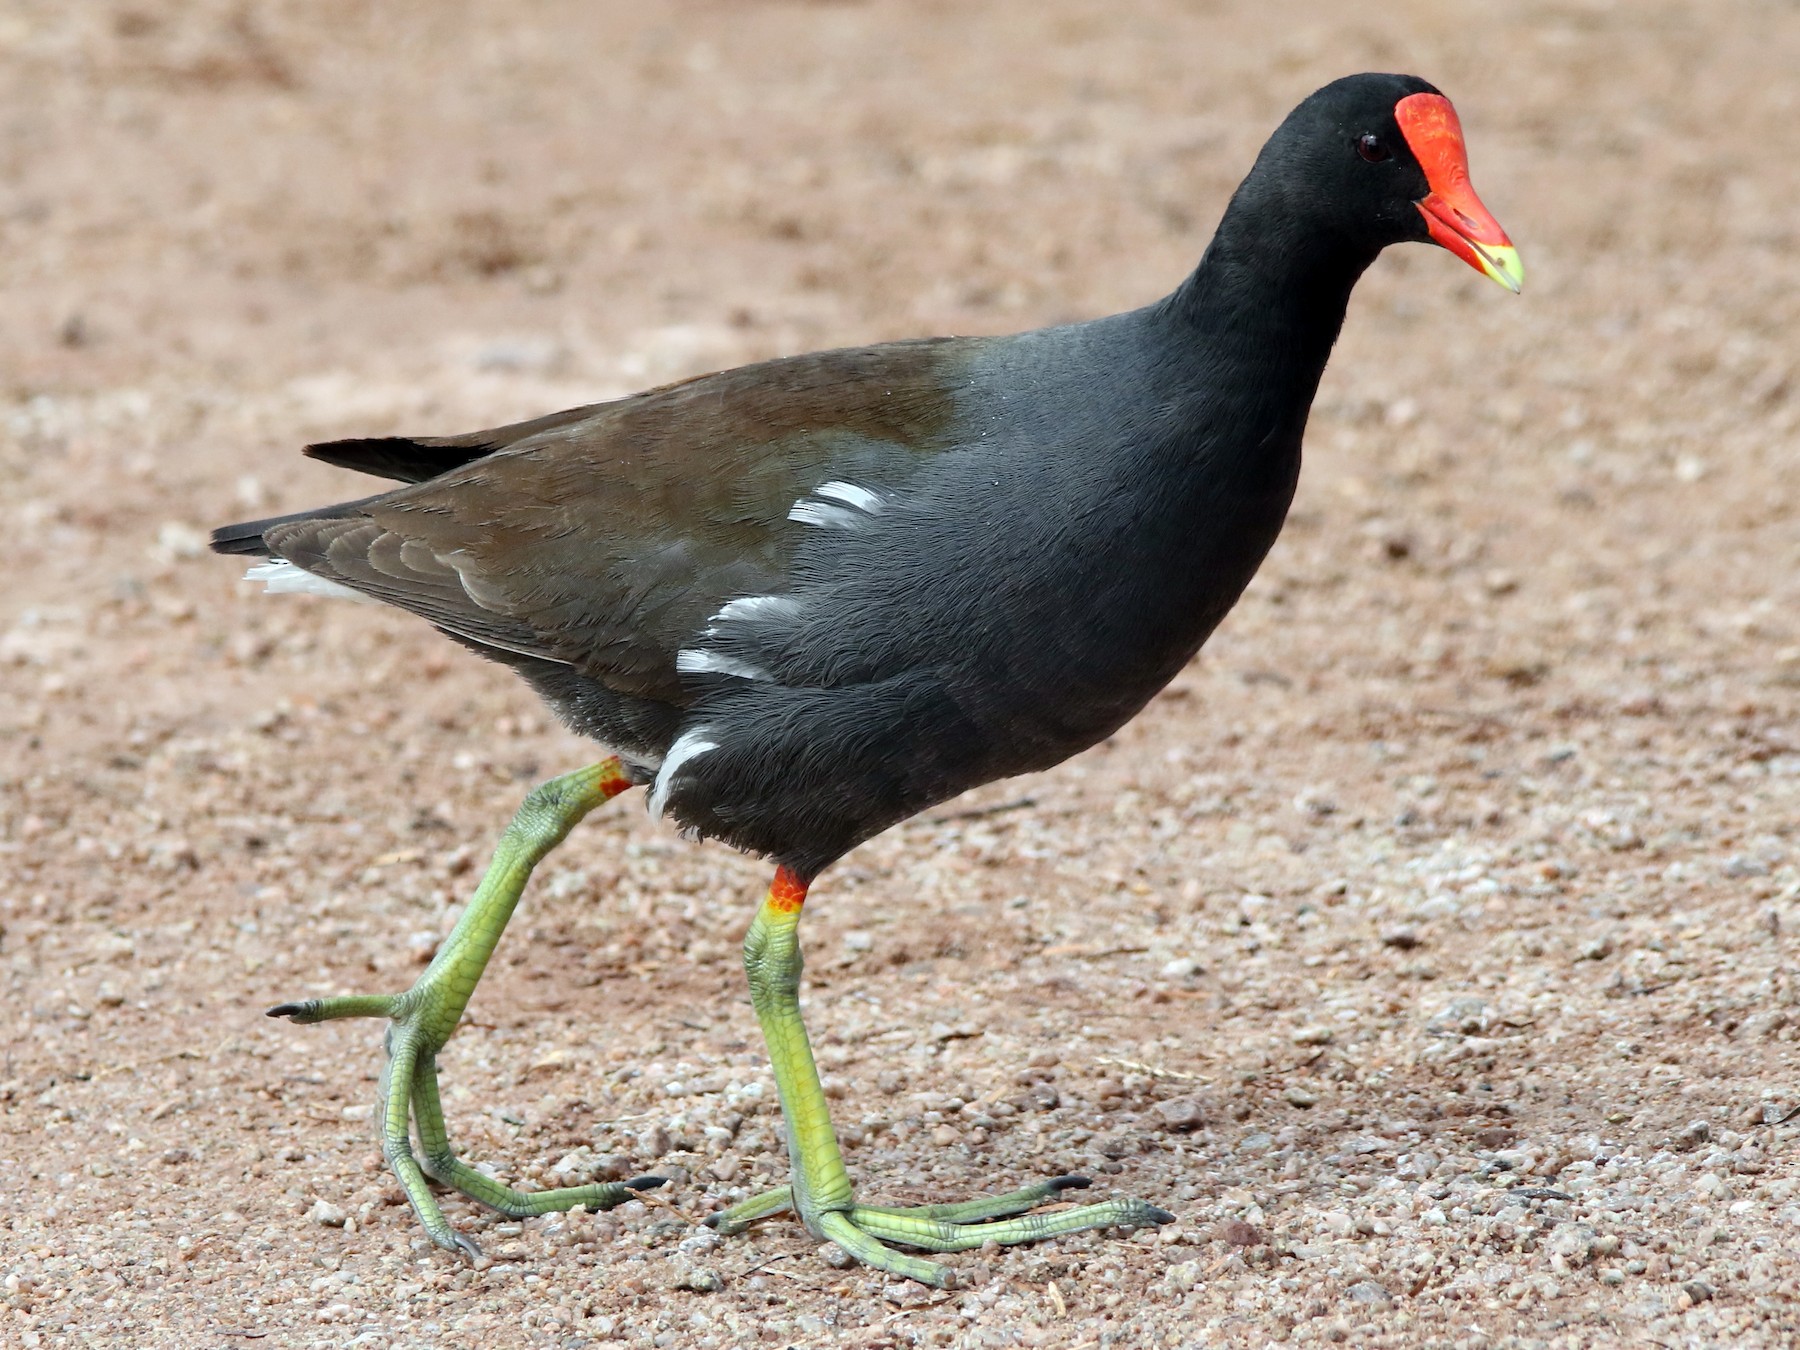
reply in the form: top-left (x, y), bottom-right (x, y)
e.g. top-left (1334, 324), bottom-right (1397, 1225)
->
top-left (268, 759), bottom-right (660, 1256)
top-left (707, 868), bottom-right (1173, 1287)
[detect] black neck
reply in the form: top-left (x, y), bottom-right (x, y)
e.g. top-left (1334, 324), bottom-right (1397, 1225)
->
top-left (1155, 173), bottom-right (1380, 417)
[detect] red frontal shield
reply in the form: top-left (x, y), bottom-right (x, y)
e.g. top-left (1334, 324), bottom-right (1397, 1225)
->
top-left (1395, 92), bottom-right (1522, 292)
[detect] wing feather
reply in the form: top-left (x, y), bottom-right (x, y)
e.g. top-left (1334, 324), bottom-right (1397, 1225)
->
top-left (245, 338), bottom-right (973, 704)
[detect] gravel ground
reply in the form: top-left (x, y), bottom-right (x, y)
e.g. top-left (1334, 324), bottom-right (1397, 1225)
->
top-left (3, 2), bottom-right (1799, 1347)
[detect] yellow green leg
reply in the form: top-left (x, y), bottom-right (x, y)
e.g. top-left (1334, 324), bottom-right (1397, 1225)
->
top-left (707, 869), bottom-right (1173, 1286)
top-left (267, 759), bottom-right (661, 1256)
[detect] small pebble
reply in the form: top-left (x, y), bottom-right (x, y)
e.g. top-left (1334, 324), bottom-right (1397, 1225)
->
top-left (308, 1200), bottom-right (347, 1228)
top-left (1161, 1259), bottom-right (1204, 1294)
top-left (637, 1124), bottom-right (673, 1158)
top-left (1546, 1222), bottom-right (1597, 1268)
top-left (677, 1228), bottom-right (722, 1256)
top-left (1154, 1097), bottom-right (1206, 1131)
top-left (674, 1267), bottom-right (724, 1293)
top-left (1674, 1119), bottom-right (1712, 1150)
top-left (1215, 1219), bottom-right (1267, 1247)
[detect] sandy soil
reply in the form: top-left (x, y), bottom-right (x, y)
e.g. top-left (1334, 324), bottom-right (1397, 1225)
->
top-left (3, 2), bottom-right (1799, 1346)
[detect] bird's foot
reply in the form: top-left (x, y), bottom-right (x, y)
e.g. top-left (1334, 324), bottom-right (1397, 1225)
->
top-left (270, 988), bottom-right (664, 1258)
top-left (265, 762), bottom-right (649, 1256)
top-left (706, 1176), bottom-right (1172, 1287)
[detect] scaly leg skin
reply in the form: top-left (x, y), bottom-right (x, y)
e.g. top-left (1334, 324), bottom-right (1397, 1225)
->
top-left (707, 868), bottom-right (1174, 1287)
top-left (267, 759), bottom-right (663, 1257)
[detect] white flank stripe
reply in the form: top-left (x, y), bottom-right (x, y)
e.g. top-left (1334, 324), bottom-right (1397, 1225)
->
top-left (814, 480), bottom-right (884, 514)
top-left (788, 500), bottom-right (865, 530)
top-left (243, 561), bottom-right (372, 604)
top-left (649, 729), bottom-right (719, 820)
top-left (713, 594), bottom-right (804, 624)
top-left (675, 649), bottom-right (772, 681)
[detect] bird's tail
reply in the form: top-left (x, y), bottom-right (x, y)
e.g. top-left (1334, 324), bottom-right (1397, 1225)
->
top-left (208, 495), bottom-right (384, 557)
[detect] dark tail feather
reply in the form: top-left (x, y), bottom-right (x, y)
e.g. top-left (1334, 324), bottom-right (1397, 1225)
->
top-left (304, 436), bottom-right (500, 485)
top-left (226, 403), bottom-right (610, 549)
top-left (304, 401), bottom-right (609, 484)
top-left (209, 495), bottom-right (385, 556)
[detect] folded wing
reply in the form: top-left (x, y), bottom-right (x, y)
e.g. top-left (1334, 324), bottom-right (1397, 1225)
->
top-left (229, 338), bottom-right (970, 705)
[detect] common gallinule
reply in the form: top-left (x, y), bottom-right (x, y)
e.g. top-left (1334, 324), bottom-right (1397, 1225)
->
top-left (213, 72), bottom-right (1520, 1286)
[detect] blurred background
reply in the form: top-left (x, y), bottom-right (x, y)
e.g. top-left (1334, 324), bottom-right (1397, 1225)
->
top-left (2, 2), bottom-right (1798, 1345)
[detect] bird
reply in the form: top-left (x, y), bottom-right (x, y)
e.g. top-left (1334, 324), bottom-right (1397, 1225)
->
top-left (212, 71), bottom-right (1520, 1287)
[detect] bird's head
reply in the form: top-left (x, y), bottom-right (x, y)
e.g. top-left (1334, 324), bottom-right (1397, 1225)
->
top-left (1262, 72), bottom-right (1523, 293)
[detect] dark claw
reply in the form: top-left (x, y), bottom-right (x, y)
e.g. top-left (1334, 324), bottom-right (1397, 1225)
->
top-left (451, 1232), bottom-right (483, 1262)
top-left (624, 1175), bottom-right (667, 1193)
top-left (266, 1001), bottom-right (315, 1022)
top-left (1113, 1200), bottom-right (1177, 1229)
top-left (1045, 1175), bottom-right (1093, 1193)
top-left (701, 1211), bottom-right (724, 1230)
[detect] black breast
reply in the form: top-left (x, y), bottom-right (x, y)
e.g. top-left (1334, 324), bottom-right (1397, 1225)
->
top-left (662, 315), bottom-right (1308, 874)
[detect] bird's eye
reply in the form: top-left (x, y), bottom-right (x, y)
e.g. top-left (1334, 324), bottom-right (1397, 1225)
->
top-left (1356, 134), bottom-right (1392, 164)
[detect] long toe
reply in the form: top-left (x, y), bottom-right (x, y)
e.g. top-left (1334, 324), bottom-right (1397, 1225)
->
top-left (709, 1177), bottom-right (1171, 1284)
top-left (847, 1190), bottom-right (1170, 1256)
top-left (703, 1185), bottom-right (794, 1235)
